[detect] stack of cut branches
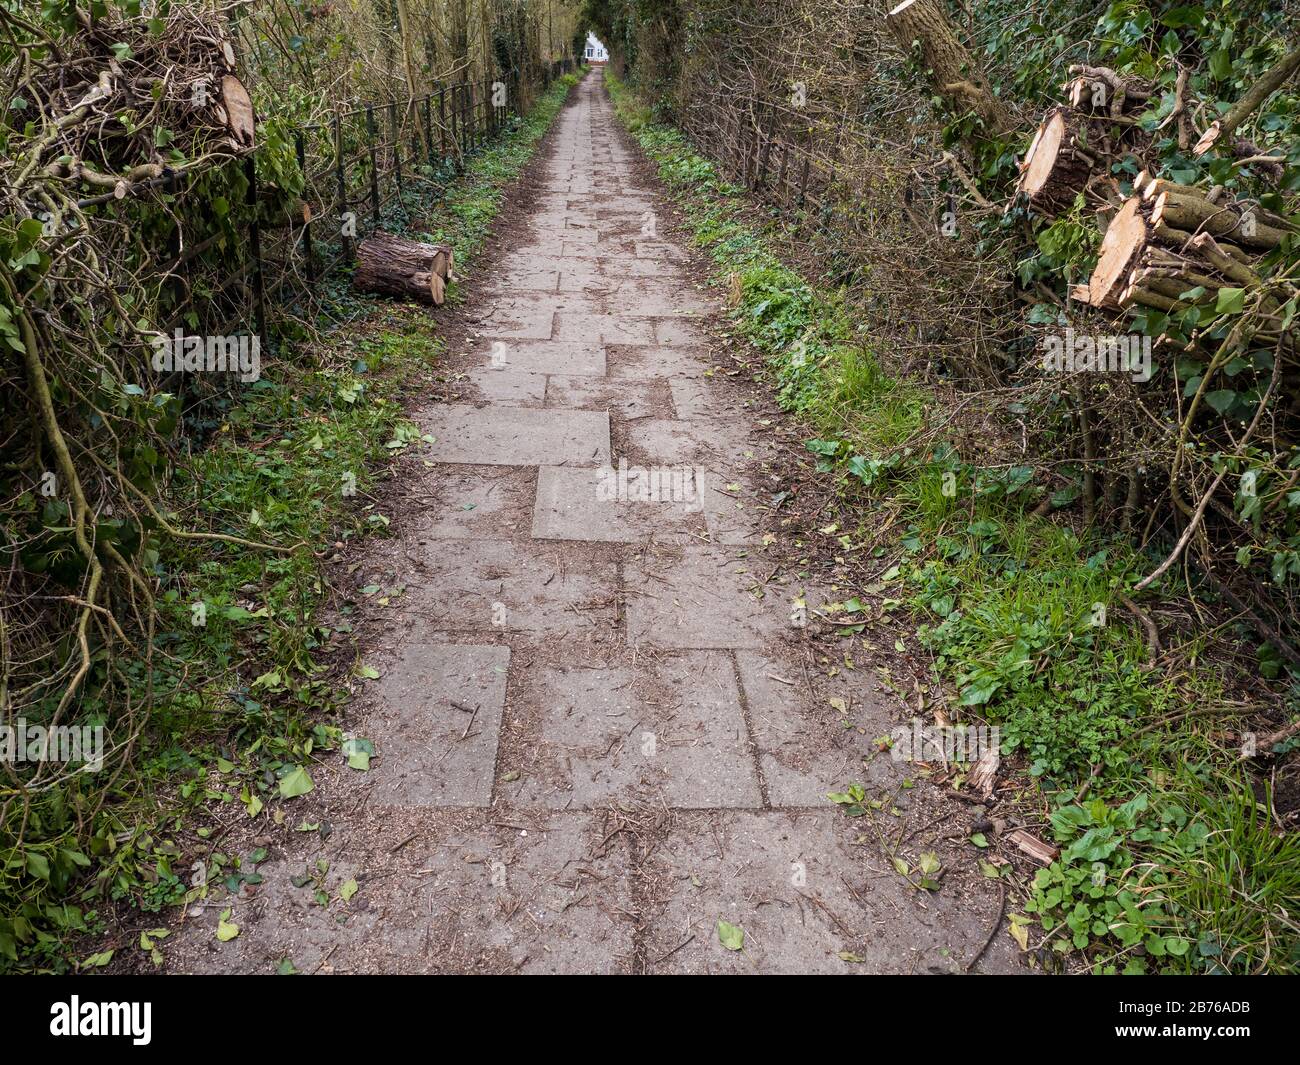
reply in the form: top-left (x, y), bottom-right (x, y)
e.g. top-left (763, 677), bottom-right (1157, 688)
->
top-left (1080, 177), bottom-right (1296, 335)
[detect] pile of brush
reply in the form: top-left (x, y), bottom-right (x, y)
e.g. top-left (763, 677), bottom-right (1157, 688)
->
top-left (16, 5), bottom-right (254, 204)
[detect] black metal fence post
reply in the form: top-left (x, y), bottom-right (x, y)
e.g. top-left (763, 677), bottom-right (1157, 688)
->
top-left (412, 97), bottom-right (423, 169)
top-left (365, 105), bottom-right (380, 226)
top-left (333, 112), bottom-right (352, 264)
top-left (244, 155), bottom-right (268, 350)
top-left (295, 130), bottom-right (315, 281)
top-left (451, 84), bottom-right (461, 170)
top-left (424, 94), bottom-right (435, 170)
top-left (462, 83), bottom-right (473, 154)
top-left (389, 101), bottom-right (403, 201)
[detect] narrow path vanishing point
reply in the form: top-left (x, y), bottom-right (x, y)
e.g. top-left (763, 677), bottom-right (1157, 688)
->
top-left (170, 70), bottom-right (1019, 975)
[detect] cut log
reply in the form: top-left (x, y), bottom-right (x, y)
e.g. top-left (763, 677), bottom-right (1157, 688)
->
top-left (885, 0), bottom-right (1013, 134)
top-left (353, 231), bottom-right (455, 306)
top-left (220, 74), bottom-right (256, 149)
top-left (1016, 108), bottom-right (1095, 214)
top-left (1088, 196), bottom-right (1147, 306)
top-left (1150, 190), bottom-right (1286, 250)
top-left (1065, 65), bottom-right (1153, 118)
top-left (1080, 185), bottom-right (1299, 351)
top-left (1013, 98), bottom-right (1157, 218)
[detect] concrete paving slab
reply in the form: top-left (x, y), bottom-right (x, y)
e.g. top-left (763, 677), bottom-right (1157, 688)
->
top-left (669, 378), bottom-right (726, 419)
top-left (654, 318), bottom-right (712, 346)
top-left (410, 538), bottom-right (617, 634)
top-left (734, 650), bottom-right (882, 807)
top-left (624, 417), bottom-right (755, 467)
top-left (605, 343), bottom-right (712, 379)
top-left (544, 375), bottom-right (666, 418)
top-left (553, 312), bottom-right (656, 345)
top-left (462, 368), bottom-right (547, 406)
top-left (413, 464), bottom-right (534, 540)
top-left (369, 643), bottom-right (509, 806)
top-left (471, 339), bottom-right (606, 376)
top-left (532, 464), bottom-right (707, 544)
top-left (492, 270), bottom-right (559, 294)
top-left (635, 241), bottom-right (688, 261)
top-left (623, 546), bottom-right (788, 649)
top-left (699, 474), bottom-right (768, 545)
top-left (611, 279), bottom-right (712, 316)
top-left (640, 810), bottom-right (1016, 973)
top-left (476, 304), bottom-right (555, 340)
top-left (421, 404), bottom-right (609, 466)
top-left (505, 652), bottom-right (762, 808)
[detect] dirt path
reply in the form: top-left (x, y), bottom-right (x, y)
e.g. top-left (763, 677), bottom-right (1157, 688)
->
top-left (168, 71), bottom-right (1018, 975)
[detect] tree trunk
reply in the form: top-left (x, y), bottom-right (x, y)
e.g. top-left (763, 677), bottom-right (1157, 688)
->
top-left (884, 0), bottom-right (1013, 135)
top-left (219, 75), bottom-right (256, 150)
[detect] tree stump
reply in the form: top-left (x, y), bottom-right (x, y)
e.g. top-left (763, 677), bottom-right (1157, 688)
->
top-left (1016, 108), bottom-right (1096, 214)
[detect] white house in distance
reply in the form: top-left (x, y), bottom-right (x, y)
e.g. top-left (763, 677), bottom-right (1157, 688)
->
top-left (584, 33), bottom-right (608, 63)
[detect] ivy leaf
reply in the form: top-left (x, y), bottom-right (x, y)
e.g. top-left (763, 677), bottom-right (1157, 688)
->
top-left (343, 737), bottom-right (374, 771)
top-left (1215, 287), bottom-right (1245, 314)
top-left (216, 910), bottom-right (240, 942)
top-left (1205, 389), bottom-right (1236, 415)
top-left (716, 919), bottom-right (745, 951)
top-left (278, 765), bottom-right (315, 799)
top-left (243, 790), bottom-right (264, 818)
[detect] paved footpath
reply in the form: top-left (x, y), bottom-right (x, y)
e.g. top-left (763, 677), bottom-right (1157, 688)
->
top-left (171, 71), bottom-right (1017, 974)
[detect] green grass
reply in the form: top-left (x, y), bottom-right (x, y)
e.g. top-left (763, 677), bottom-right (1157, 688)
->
top-left (0, 73), bottom-right (582, 973)
top-left (607, 71), bottom-right (1296, 974)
